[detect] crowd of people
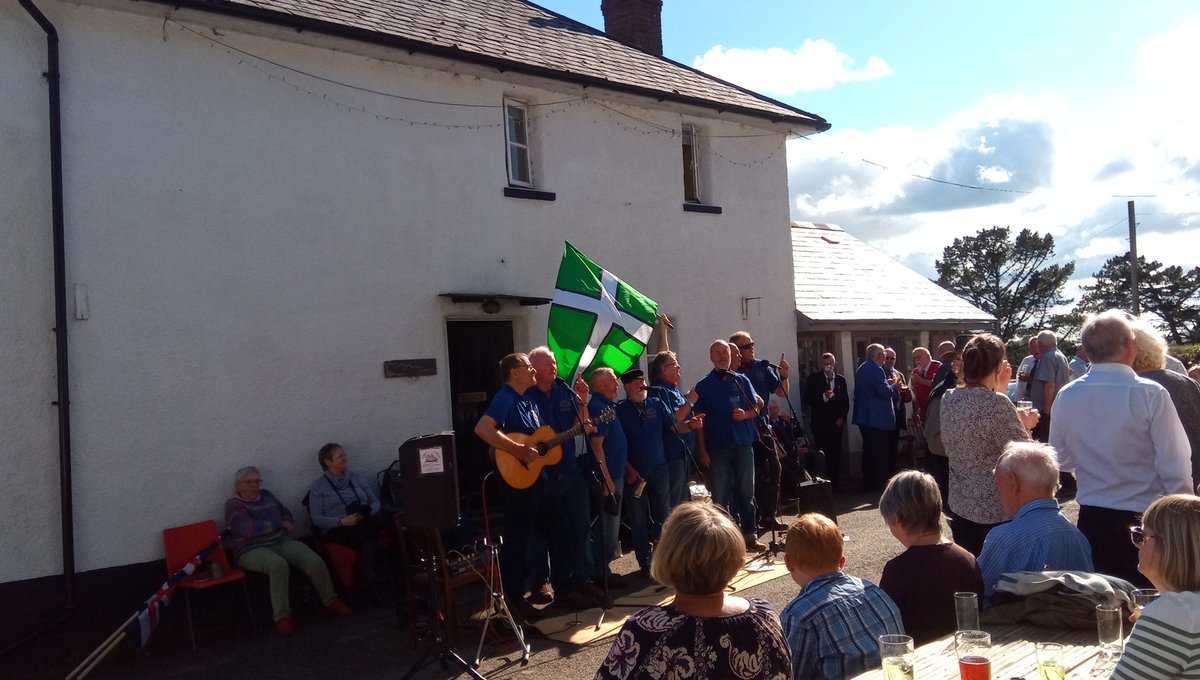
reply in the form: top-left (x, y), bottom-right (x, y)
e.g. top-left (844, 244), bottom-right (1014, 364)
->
top-left (214, 306), bottom-right (1199, 679)
top-left (594, 307), bottom-right (1199, 680)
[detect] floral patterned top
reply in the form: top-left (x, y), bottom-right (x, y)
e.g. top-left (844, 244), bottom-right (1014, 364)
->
top-left (595, 597), bottom-right (791, 680)
top-left (941, 386), bottom-right (1030, 524)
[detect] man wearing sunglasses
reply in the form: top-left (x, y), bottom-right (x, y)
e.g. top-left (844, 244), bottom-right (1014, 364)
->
top-left (730, 331), bottom-right (791, 532)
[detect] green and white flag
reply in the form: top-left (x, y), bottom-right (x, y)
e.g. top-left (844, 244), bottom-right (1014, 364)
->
top-left (548, 242), bottom-right (658, 382)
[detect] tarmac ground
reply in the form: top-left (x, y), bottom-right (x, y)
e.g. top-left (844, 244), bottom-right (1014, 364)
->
top-left (2, 486), bottom-right (1078, 680)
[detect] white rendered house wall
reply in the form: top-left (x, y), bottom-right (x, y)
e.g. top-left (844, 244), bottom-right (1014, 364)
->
top-left (0, 0), bottom-right (801, 582)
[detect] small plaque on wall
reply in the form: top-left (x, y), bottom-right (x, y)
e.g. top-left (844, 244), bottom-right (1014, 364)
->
top-left (383, 359), bottom-right (437, 378)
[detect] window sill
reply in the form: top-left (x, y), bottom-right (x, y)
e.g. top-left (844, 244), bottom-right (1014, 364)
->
top-left (682, 203), bottom-right (722, 214)
top-left (504, 187), bottom-right (556, 201)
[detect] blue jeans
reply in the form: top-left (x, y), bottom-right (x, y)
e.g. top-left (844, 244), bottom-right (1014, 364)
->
top-left (707, 444), bottom-right (757, 536)
top-left (590, 477), bottom-right (624, 579)
top-left (666, 457), bottom-right (689, 508)
top-left (626, 463), bottom-right (671, 568)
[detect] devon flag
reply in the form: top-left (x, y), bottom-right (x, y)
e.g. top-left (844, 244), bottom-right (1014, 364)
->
top-left (548, 242), bottom-right (658, 382)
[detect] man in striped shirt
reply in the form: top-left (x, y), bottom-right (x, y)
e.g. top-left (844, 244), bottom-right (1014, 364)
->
top-left (781, 513), bottom-right (904, 680)
top-left (977, 441), bottom-right (1093, 598)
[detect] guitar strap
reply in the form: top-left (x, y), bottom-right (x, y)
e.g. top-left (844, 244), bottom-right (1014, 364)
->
top-left (572, 393), bottom-right (620, 516)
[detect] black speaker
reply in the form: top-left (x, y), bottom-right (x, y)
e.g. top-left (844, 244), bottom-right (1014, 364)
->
top-left (398, 432), bottom-right (460, 529)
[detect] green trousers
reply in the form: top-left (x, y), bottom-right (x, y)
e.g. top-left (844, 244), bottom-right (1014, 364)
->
top-left (237, 536), bottom-right (336, 620)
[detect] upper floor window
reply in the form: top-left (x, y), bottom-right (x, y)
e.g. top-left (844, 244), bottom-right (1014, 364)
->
top-left (504, 98), bottom-right (532, 187)
top-left (682, 124), bottom-right (701, 203)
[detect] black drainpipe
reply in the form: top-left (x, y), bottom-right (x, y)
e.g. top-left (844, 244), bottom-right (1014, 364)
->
top-left (18, 0), bottom-right (76, 610)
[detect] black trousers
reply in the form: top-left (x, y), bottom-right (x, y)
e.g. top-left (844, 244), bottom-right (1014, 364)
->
top-left (1031, 412), bottom-right (1051, 443)
top-left (924, 453), bottom-right (951, 514)
top-left (860, 426), bottom-right (891, 494)
top-left (814, 424), bottom-right (844, 489)
top-left (1078, 505), bottom-right (1148, 587)
top-left (949, 514), bottom-right (1004, 558)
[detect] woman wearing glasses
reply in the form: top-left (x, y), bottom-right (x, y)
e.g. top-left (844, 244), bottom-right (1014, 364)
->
top-left (1112, 494), bottom-right (1200, 679)
top-left (225, 466), bottom-right (351, 636)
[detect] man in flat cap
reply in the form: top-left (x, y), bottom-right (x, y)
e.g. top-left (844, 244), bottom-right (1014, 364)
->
top-left (616, 368), bottom-right (675, 577)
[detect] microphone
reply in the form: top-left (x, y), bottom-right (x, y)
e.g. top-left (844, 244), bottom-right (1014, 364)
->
top-left (555, 376), bottom-right (584, 402)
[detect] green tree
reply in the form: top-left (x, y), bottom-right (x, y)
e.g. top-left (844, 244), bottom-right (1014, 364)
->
top-left (935, 226), bottom-right (1075, 341)
top-left (1077, 253), bottom-right (1200, 344)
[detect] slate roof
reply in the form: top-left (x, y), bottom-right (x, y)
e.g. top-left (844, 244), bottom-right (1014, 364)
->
top-left (159, 0), bottom-right (829, 131)
top-left (791, 222), bottom-right (994, 326)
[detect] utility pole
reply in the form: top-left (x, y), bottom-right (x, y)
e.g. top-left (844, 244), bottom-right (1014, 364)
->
top-left (1128, 200), bottom-right (1140, 315)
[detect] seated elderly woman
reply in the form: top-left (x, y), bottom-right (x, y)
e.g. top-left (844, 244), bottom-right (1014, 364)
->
top-left (1111, 494), bottom-right (1200, 679)
top-left (308, 443), bottom-right (381, 544)
top-left (595, 502), bottom-right (791, 680)
top-left (877, 470), bottom-right (983, 645)
top-left (307, 443), bottom-right (385, 597)
top-left (224, 466), bottom-right (351, 636)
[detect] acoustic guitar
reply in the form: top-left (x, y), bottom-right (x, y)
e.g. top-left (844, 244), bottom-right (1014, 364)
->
top-left (492, 406), bottom-right (617, 489)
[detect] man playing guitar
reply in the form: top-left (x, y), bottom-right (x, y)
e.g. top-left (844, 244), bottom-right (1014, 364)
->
top-left (474, 352), bottom-right (550, 622)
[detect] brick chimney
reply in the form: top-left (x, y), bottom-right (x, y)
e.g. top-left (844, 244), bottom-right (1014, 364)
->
top-left (601, 0), bottom-right (663, 56)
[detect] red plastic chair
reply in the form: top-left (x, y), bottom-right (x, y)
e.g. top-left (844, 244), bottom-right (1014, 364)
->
top-left (162, 520), bottom-right (256, 649)
top-left (322, 541), bottom-right (359, 592)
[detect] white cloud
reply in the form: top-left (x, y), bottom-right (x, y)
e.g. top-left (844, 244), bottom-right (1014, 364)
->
top-left (786, 84), bottom-right (1200, 291)
top-left (780, 16), bottom-right (1200, 301)
top-left (691, 40), bottom-right (893, 95)
top-left (977, 166), bottom-right (1012, 184)
top-left (1074, 236), bottom-right (1124, 260)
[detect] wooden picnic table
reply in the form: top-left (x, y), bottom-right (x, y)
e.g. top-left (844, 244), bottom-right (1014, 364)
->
top-left (851, 624), bottom-right (1109, 679)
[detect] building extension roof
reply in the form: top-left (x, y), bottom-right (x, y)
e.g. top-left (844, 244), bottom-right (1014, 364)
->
top-left (791, 222), bottom-right (994, 330)
top-left (155, 0), bottom-right (829, 131)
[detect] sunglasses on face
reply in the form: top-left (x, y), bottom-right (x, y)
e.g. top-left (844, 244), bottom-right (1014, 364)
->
top-left (1129, 525), bottom-right (1154, 547)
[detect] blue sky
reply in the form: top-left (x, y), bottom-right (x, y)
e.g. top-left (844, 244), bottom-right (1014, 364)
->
top-left (536, 1), bottom-right (1200, 304)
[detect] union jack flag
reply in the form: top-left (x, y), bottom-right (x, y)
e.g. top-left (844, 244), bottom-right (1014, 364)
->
top-left (124, 535), bottom-right (222, 648)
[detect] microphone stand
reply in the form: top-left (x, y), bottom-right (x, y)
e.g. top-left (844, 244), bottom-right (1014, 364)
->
top-left (471, 472), bottom-right (530, 670)
top-left (560, 380), bottom-right (615, 628)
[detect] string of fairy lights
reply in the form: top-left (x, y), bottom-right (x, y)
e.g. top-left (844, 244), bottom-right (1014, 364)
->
top-left (165, 17), bottom-right (795, 168)
top-left (164, 16), bottom-right (1200, 196)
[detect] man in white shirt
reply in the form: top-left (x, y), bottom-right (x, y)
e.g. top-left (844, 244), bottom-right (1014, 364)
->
top-left (1049, 309), bottom-right (1192, 586)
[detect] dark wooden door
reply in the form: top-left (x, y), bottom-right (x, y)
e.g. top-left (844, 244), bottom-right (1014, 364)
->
top-left (446, 320), bottom-right (513, 513)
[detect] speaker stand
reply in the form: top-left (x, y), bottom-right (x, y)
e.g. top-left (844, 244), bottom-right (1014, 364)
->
top-left (402, 543), bottom-right (487, 680)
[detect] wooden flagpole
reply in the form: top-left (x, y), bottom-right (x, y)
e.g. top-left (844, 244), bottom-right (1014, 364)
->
top-left (64, 611), bottom-right (136, 680)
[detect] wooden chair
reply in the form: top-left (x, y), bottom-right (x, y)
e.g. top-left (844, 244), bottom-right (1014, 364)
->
top-left (391, 512), bottom-right (482, 642)
top-left (162, 520), bottom-right (256, 649)
top-left (894, 415), bottom-right (919, 470)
